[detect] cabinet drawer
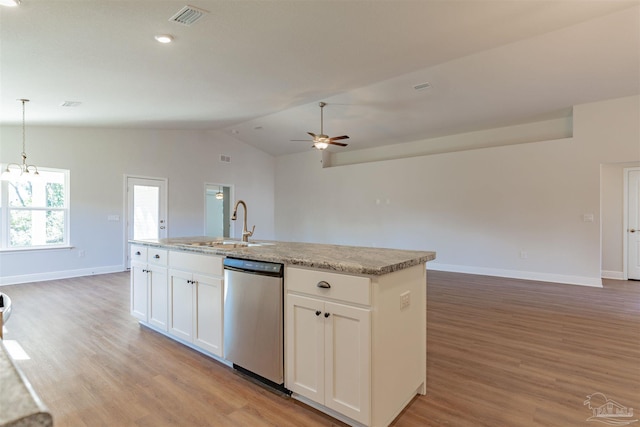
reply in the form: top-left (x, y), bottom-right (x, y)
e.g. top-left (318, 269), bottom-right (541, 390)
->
top-left (169, 251), bottom-right (223, 276)
top-left (148, 248), bottom-right (168, 266)
top-left (130, 245), bottom-right (148, 262)
top-left (286, 267), bottom-right (371, 306)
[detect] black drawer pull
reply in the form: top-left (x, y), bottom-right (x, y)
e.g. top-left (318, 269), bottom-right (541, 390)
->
top-left (317, 281), bottom-right (331, 289)
top-left (154, 254), bottom-right (160, 259)
top-left (324, 312), bottom-right (330, 318)
top-left (315, 310), bottom-right (321, 316)
top-left (135, 251), bottom-right (141, 256)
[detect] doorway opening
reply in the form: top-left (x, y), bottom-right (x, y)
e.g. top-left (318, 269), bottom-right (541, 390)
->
top-left (624, 167), bottom-right (640, 280)
top-left (205, 183), bottom-right (233, 238)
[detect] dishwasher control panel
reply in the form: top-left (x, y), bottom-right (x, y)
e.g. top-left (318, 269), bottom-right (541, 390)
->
top-left (224, 258), bottom-right (283, 276)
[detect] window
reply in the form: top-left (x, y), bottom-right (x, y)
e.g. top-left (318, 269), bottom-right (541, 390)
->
top-left (0, 168), bottom-right (70, 250)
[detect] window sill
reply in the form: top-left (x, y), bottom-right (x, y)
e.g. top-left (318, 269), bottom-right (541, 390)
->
top-left (0, 246), bottom-right (74, 254)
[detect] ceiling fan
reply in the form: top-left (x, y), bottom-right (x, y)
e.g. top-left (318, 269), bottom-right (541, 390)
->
top-left (292, 102), bottom-right (349, 150)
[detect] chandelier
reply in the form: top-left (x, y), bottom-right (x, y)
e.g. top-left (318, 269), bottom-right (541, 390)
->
top-left (1, 99), bottom-right (39, 181)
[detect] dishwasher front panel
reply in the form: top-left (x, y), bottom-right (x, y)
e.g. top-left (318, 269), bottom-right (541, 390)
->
top-left (223, 268), bottom-right (284, 384)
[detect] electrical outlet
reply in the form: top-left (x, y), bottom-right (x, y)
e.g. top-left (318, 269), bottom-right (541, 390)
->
top-left (78, 250), bottom-right (85, 258)
top-left (400, 291), bottom-right (411, 310)
top-left (520, 250), bottom-right (528, 259)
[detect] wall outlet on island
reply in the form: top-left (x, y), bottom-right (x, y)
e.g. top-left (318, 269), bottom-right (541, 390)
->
top-left (400, 291), bottom-right (411, 310)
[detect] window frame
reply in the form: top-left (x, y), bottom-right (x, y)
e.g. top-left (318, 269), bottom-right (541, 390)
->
top-left (0, 166), bottom-right (70, 251)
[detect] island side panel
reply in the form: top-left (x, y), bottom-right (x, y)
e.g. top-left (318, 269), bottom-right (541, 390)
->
top-left (371, 263), bottom-right (427, 427)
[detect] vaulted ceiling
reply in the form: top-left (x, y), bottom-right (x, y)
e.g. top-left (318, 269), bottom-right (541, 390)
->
top-left (1, 1), bottom-right (638, 156)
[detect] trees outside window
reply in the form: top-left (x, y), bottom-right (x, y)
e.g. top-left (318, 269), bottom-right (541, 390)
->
top-left (1, 168), bottom-right (69, 249)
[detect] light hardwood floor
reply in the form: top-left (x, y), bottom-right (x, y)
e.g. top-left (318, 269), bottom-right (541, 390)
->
top-left (1, 271), bottom-right (638, 426)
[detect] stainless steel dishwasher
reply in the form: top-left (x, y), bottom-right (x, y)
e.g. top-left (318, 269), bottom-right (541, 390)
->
top-left (223, 257), bottom-right (285, 387)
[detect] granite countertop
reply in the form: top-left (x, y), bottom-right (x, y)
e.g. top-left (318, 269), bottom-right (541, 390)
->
top-left (0, 341), bottom-right (53, 427)
top-left (130, 237), bottom-right (436, 276)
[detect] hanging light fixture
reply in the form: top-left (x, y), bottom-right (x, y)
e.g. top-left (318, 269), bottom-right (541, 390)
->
top-left (215, 186), bottom-right (224, 200)
top-left (1, 99), bottom-right (40, 181)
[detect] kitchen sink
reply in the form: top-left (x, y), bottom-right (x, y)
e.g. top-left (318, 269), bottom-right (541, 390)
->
top-left (175, 240), bottom-right (274, 249)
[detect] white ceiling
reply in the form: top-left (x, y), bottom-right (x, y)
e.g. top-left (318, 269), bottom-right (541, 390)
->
top-left (1, 0), bottom-right (638, 157)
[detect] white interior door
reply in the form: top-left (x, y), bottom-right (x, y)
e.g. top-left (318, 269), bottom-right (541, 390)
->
top-left (126, 176), bottom-right (167, 267)
top-left (627, 169), bottom-right (640, 280)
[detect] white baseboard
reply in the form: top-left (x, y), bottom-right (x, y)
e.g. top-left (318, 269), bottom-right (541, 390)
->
top-left (427, 262), bottom-right (603, 287)
top-left (0, 265), bottom-right (126, 286)
top-left (601, 270), bottom-right (625, 280)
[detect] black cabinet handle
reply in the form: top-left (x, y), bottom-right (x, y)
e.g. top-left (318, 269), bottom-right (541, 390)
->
top-left (154, 254), bottom-right (160, 259)
top-left (317, 281), bottom-right (331, 289)
top-left (135, 251), bottom-right (141, 256)
top-left (324, 312), bottom-right (330, 318)
top-left (315, 310), bottom-right (321, 316)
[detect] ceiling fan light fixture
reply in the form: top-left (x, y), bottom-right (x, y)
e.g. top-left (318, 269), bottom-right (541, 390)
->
top-left (313, 141), bottom-right (329, 150)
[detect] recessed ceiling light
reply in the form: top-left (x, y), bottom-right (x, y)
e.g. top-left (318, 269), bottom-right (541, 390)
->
top-left (0, 0), bottom-right (20, 7)
top-left (154, 34), bottom-right (174, 44)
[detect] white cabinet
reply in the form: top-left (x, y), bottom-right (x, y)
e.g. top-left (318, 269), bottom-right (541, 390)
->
top-left (286, 264), bottom-right (426, 427)
top-left (287, 294), bottom-right (370, 424)
top-left (130, 245), bottom-right (168, 330)
top-left (286, 269), bottom-right (372, 425)
top-left (168, 251), bottom-right (224, 357)
top-left (130, 260), bottom-right (148, 322)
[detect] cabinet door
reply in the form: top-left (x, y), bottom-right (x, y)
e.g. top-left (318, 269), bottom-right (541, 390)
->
top-left (324, 301), bottom-right (371, 425)
top-left (168, 269), bottom-right (194, 341)
top-left (193, 274), bottom-right (223, 357)
top-left (130, 261), bottom-right (148, 321)
top-left (286, 294), bottom-right (325, 403)
top-left (148, 265), bottom-right (168, 331)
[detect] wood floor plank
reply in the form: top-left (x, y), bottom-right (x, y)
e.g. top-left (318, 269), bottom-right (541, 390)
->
top-left (1, 271), bottom-right (638, 426)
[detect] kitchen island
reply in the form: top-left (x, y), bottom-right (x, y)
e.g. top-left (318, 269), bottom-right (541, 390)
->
top-left (129, 237), bottom-right (435, 427)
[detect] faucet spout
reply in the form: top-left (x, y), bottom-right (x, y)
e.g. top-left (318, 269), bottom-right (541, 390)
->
top-left (231, 200), bottom-right (255, 242)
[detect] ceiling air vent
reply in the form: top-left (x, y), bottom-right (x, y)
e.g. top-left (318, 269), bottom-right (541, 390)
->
top-left (169, 5), bottom-right (208, 26)
top-left (413, 82), bottom-right (432, 91)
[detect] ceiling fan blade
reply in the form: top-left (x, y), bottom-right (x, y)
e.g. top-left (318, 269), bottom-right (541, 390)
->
top-left (329, 141), bottom-right (348, 147)
top-left (329, 135), bottom-right (349, 141)
top-left (290, 139), bottom-right (311, 142)
top-left (307, 132), bottom-right (317, 138)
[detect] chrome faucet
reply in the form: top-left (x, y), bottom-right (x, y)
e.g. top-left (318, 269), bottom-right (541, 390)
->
top-left (231, 200), bottom-right (255, 242)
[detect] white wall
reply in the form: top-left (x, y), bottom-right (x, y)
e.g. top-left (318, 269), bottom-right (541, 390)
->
top-left (0, 127), bottom-right (275, 284)
top-left (275, 95), bottom-right (640, 286)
